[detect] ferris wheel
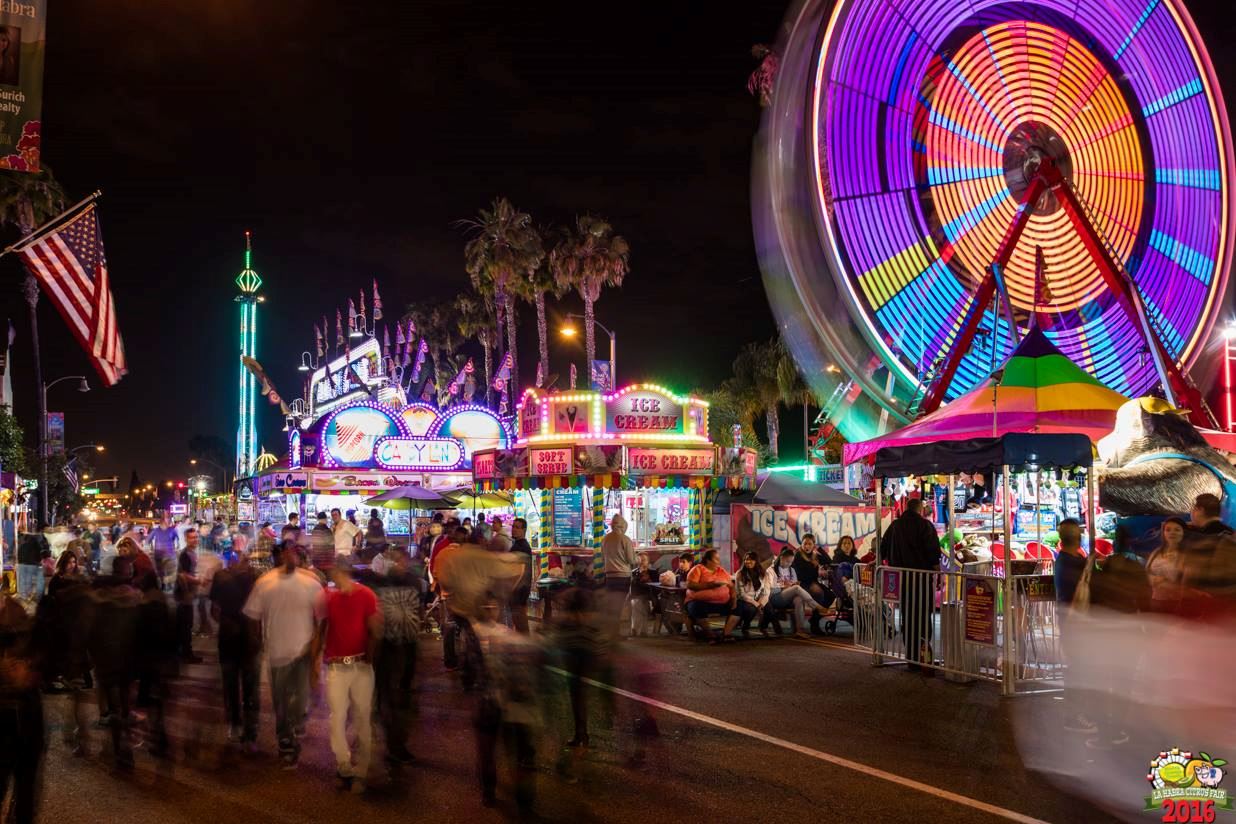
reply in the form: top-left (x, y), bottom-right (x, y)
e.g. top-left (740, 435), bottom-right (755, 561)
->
top-left (755, 0), bottom-right (1234, 442)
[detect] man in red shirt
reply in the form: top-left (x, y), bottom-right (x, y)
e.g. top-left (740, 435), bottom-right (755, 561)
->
top-left (316, 559), bottom-right (383, 793)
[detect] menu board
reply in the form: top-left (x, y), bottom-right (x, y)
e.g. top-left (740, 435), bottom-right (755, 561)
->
top-left (552, 487), bottom-right (585, 547)
top-left (964, 578), bottom-right (996, 646)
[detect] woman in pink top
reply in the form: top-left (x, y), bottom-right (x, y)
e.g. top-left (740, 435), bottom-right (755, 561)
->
top-left (685, 549), bottom-right (738, 642)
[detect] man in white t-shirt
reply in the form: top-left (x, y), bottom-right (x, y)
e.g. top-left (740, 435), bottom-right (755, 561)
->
top-left (243, 543), bottom-right (324, 767)
top-left (331, 508), bottom-right (361, 557)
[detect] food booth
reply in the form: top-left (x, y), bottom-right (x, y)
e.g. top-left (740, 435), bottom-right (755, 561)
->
top-left (471, 384), bottom-right (757, 577)
top-left (252, 399), bottom-right (513, 539)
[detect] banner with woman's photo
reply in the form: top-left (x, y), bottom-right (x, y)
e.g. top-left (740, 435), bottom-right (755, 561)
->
top-left (0, 0), bottom-right (45, 172)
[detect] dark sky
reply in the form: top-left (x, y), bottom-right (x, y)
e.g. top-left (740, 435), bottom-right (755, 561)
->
top-left (5, 0), bottom-right (1235, 486)
top-left (5, 0), bottom-right (788, 484)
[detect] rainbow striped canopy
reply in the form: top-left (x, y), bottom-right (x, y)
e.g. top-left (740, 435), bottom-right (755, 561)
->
top-left (844, 328), bottom-right (1128, 464)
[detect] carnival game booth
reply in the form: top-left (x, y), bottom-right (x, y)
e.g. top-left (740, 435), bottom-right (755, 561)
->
top-left (472, 384), bottom-right (757, 578)
top-left (253, 398), bottom-right (513, 540)
top-left (845, 328), bottom-right (1127, 560)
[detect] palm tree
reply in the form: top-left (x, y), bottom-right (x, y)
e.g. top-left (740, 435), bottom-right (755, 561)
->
top-left (462, 198), bottom-right (544, 393)
top-left (731, 339), bottom-right (784, 462)
top-left (526, 224), bottom-right (565, 387)
top-left (454, 292), bottom-right (497, 406)
top-left (0, 164), bottom-right (67, 235)
top-left (549, 216), bottom-right (630, 382)
top-left (774, 339), bottom-right (817, 463)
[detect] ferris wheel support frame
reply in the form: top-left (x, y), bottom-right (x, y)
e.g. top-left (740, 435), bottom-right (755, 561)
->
top-left (917, 155), bottom-right (1217, 429)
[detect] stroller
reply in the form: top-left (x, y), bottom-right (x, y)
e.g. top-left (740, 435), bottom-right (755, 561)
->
top-left (821, 563), bottom-right (855, 635)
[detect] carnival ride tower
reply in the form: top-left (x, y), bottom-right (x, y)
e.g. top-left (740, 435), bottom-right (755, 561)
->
top-left (234, 231), bottom-right (262, 478)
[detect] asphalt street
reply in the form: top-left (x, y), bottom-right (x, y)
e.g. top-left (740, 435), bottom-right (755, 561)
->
top-left (27, 627), bottom-right (1125, 824)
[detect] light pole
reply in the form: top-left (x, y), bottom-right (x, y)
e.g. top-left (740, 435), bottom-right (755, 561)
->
top-left (560, 314), bottom-right (616, 390)
top-left (190, 457), bottom-right (228, 493)
top-left (40, 375), bottom-right (90, 524)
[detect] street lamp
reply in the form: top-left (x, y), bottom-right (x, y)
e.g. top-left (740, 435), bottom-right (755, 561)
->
top-left (559, 314), bottom-right (616, 390)
top-left (68, 443), bottom-right (105, 455)
top-left (190, 456), bottom-right (228, 491)
top-left (39, 375), bottom-right (91, 525)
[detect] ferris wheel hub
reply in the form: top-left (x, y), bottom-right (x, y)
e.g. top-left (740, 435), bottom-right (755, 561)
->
top-left (1003, 122), bottom-right (1073, 216)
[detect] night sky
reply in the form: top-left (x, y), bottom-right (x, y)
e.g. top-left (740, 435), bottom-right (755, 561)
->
top-left (4, 0), bottom-right (1235, 485)
top-left (4, 0), bottom-right (788, 484)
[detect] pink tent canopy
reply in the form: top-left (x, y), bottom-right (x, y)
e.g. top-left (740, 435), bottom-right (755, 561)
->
top-left (843, 328), bottom-right (1129, 464)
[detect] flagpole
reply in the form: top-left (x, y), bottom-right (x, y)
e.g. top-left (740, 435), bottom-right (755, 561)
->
top-left (0, 190), bottom-right (103, 259)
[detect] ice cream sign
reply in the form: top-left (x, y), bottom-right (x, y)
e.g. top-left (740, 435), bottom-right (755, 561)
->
top-left (605, 389), bottom-right (684, 434)
top-left (374, 437), bottom-right (465, 470)
top-left (626, 447), bottom-right (714, 475)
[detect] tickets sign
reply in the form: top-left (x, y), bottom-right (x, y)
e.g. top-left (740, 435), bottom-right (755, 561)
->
top-left (530, 446), bottom-right (572, 475)
top-left (375, 437), bottom-right (464, 470)
top-left (626, 447), bottom-right (714, 475)
top-left (605, 389), bottom-right (683, 435)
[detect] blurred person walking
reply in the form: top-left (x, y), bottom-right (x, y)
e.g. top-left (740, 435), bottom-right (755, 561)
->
top-left (174, 528), bottom-right (204, 663)
top-left (472, 594), bottom-right (542, 812)
top-left (372, 552), bottom-right (421, 766)
top-left (0, 583), bottom-right (45, 824)
top-left (880, 498), bottom-right (940, 670)
top-left (487, 516), bottom-right (512, 553)
top-left (88, 557), bottom-right (141, 769)
top-left (37, 552), bottom-right (92, 755)
top-left (318, 561), bottom-right (382, 793)
top-left (211, 550), bottom-right (259, 747)
top-left (331, 508), bottom-right (362, 560)
top-left (15, 528), bottom-right (48, 603)
top-left (148, 513), bottom-right (180, 593)
top-left (243, 542), bottom-right (323, 768)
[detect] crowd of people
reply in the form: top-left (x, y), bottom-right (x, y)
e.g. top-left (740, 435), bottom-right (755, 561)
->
top-left (0, 507), bottom-right (658, 822)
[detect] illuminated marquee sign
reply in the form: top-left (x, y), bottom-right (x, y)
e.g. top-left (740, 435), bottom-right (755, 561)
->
top-left (375, 437), bottom-right (465, 470)
top-left (626, 447), bottom-right (715, 475)
top-left (605, 389), bottom-right (684, 435)
top-left (530, 446), bottom-right (573, 475)
top-left (519, 398), bottom-right (542, 438)
top-left (308, 338), bottom-right (384, 417)
top-left (323, 404), bottom-right (402, 467)
top-left (473, 450), bottom-right (498, 479)
top-left (312, 471), bottom-right (427, 491)
top-left (258, 471), bottom-right (310, 494)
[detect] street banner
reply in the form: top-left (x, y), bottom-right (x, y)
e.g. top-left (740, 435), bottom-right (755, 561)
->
top-left (590, 359), bottom-right (611, 392)
top-left (0, 0), bottom-right (46, 172)
top-left (45, 410), bottom-right (62, 453)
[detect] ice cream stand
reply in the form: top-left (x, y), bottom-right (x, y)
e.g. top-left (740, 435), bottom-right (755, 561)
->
top-left (471, 384), bottom-right (758, 579)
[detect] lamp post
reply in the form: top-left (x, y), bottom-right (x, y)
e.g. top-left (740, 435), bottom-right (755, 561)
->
top-left (40, 375), bottom-right (90, 524)
top-left (560, 314), bottom-right (616, 390)
top-left (190, 457), bottom-right (228, 494)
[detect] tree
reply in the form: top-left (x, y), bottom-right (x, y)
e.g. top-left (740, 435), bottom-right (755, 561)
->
top-left (731, 339), bottom-right (784, 463)
top-left (525, 224), bottom-right (565, 387)
top-left (454, 292), bottom-right (497, 406)
top-left (0, 164), bottom-right (67, 235)
top-left (0, 407), bottom-right (28, 475)
top-left (775, 339), bottom-right (817, 463)
top-left (549, 216), bottom-right (630, 384)
top-left (462, 198), bottom-right (544, 394)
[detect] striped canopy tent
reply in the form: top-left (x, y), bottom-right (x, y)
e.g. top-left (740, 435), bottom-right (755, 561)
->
top-left (844, 327), bottom-right (1129, 464)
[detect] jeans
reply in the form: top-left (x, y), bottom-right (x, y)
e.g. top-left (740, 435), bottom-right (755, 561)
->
top-left (376, 640), bottom-right (416, 756)
top-left (733, 600), bottom-right (760, 629)
top-left (16, 564), bottom-right (42, 601)
top-left (769, 586), bottom-right (820, 630)
top-left (220, 652), bottom-right (260, 742)
top-left (901, 575), bottom-right (934, 664)
top-left (325, 661), bottom-right (374, 779)
top-left (269, 654), bottom-right (310, 757)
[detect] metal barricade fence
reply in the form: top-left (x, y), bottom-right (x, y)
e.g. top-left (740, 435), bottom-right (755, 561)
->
top-left (853, 563), bottom-right (1063, 694)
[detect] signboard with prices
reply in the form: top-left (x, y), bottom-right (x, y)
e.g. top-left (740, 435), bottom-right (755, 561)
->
top-left (552, 487), bottom-right (585, 547)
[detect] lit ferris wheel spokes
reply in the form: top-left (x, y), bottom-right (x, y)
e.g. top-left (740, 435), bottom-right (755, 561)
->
top-left (795, 0), bottom-right (1233, 414)
top-left (917, 20), bottom-right (1146, 316)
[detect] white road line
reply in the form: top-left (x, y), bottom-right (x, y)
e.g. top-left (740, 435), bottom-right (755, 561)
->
top-left (547, 666), bottom-right (1050, 824)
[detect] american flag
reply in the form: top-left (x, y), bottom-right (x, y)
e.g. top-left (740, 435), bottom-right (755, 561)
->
top-left (18, 204), bottom-right (126, 385)
top-left (62, 461), bottom-right (79, 492)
